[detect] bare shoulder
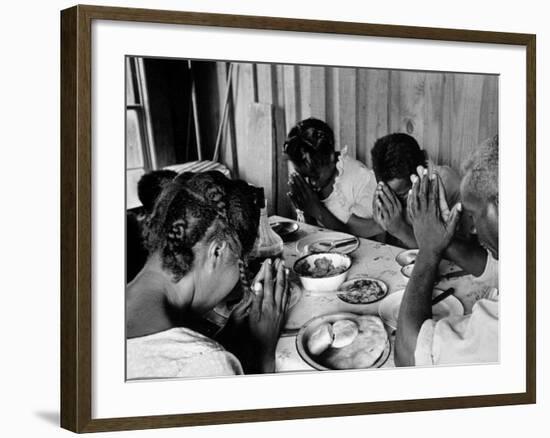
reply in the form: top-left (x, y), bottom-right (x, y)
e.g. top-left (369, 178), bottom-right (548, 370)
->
top-left (436, 164), bottom-right (460, 183)
top-left (435, 165), bottom-right (461, 204)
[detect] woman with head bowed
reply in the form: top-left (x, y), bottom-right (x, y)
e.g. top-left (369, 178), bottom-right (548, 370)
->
top-left (126, 171), bottom-right (289, 378)
top-left (284, 118), bottom-right (382, 239)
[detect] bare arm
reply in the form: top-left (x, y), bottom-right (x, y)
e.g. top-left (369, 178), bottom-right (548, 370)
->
top-left (289, 173), bottom-right (383, 238)
top-left (444, 239), bottom-right (487, 276)
top-left (410, 166), bottom-right (488, 276)
top-left (395, 171), bottom-right (462, 366)
top-left (390, 227), bottom-right (488, 276)
top-left (375, 175), bottom-right (487, 274)
top-left (384, 221), bottom-right (418, 249)
top-left (312, 205), bottom-right (383, 239)
top-left (395, 249), bottom-right (439, 366)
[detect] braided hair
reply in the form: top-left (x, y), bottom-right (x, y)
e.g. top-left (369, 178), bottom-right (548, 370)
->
top-left (283, 118), bottom-right (335, 169)
top-left (143, 171), bottom-right (260, 284)
top-left (226, 179), bottom-right (261, 295)
top-left (137, 169), bottom-right (177, 214)
top-left (371, 133), bottom-right (427, 182)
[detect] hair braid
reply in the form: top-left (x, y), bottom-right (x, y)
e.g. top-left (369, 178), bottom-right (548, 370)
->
top-left (283, 118), bottom-right (335, 168)
top-left (238, 259), bottom-right (251, 296)
top-left (142, 171), bottom-right (260, 283)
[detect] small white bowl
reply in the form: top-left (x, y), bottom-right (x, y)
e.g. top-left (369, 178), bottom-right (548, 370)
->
top-left (401, 263), bottom-right (414, 278)
top-left (395, 249), bottom-right (419, 267)
top-left (293, 252), bottom-right (352, 292)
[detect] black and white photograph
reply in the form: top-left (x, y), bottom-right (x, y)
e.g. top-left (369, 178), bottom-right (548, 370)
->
top-left (125, 57), bottom-right (499, 379)
top-left (1, 0), bottom-right (544, 434)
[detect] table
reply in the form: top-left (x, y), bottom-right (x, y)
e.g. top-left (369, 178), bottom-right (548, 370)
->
top-left (271, 216), bottom-right (494, 372)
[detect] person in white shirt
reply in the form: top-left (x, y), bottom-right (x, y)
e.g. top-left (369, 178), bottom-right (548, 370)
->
top-left (126, 172), bottom-right (288, 379)
top-left (284, 118), bottom-right (381, 239)
top-left (395, 135), bottom-right (499, 367)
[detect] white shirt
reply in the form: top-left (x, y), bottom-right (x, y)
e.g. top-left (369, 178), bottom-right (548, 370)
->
top-left (321, 146), bottom-right (377, 224)
top-left (414, 253), bottom-right (499, 366)
top-left (127, 327), bottom-right (243, 379)
top-left (474, 251), bottom-right (499, 289)
top-left (415, 291), bottom-right (499, 366)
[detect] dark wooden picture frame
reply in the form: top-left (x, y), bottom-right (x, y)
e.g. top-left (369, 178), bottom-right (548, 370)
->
top-left (61, 4), bottom-right (536, 433)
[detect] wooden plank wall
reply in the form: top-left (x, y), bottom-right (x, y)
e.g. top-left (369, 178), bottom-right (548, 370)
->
top-left (212, 62), bottom-right (498, 215)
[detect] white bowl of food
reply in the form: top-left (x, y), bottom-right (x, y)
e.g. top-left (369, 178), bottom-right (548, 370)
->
top-left (293, 252), bottom-right (352, 292)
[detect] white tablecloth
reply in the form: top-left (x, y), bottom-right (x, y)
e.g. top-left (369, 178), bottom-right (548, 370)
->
top-left (271, 216), bottom-right (494, 372)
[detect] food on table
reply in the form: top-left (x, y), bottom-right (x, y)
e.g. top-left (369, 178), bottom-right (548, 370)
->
top-left (296, 256), bottom-right (348, 278)
top-left (305, 316), bottom-right (388, 369)
top-left (331, 320), bottom-right (359, 348)
top-left (294, 253), bottom-right (351, 292)
top-left (321, 316), bottom-right (388, 370)
top-left (337, 279), bottom-right (386, 304)
top-left (307, 322), bottom-right (334, 356)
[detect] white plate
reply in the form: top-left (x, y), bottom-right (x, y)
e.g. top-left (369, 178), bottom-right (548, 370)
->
top-left (296, 312), bottom-right (391, 371)
top-left (378, 288), bottom-right (464, 330)
top-left (336, 276), bottom-right (389, 305)
top-left (296, 231), bottom-right (359, 255)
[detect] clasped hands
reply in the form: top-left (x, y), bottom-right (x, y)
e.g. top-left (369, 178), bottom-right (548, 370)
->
top-left (287, 173), bottom-right (322, 218)
top-left (227, 259), bottom-right (289, 370)
top-left (374, 166), bottom-right (462, 256)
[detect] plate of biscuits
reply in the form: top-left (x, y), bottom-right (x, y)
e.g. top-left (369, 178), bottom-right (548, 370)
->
top-left (296, 312), bottom-right (390, 371)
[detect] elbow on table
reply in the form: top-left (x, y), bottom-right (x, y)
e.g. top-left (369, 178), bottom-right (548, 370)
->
top-left (347, 216), bottom-right (384, 240)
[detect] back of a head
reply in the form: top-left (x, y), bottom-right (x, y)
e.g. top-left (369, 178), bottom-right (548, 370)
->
top-left (371, 133), bottom-right (426, 182)
top-left (137, 169), bottom-right (177, 213)
top-left (283, 118), bottom-right (335, 168)
top-left (143, 171), bottom-right (260, 281)
top-left (225, 179), bottom-right (262, 257)
top-left (461, 135), bottom-right (499, 206)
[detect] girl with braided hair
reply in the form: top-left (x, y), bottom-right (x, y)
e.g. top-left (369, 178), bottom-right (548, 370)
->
top-left (126, 171), bottom-right (289, 378)
top-left (284, 118), bottom-right (382, 239)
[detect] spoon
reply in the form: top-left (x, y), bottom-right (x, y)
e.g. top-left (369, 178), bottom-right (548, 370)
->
top-left (431, 287), bottom-right (456, 306)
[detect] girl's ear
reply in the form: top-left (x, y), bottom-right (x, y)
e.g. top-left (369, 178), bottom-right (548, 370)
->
top-left (206, 239), bottom-right (229, 270)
